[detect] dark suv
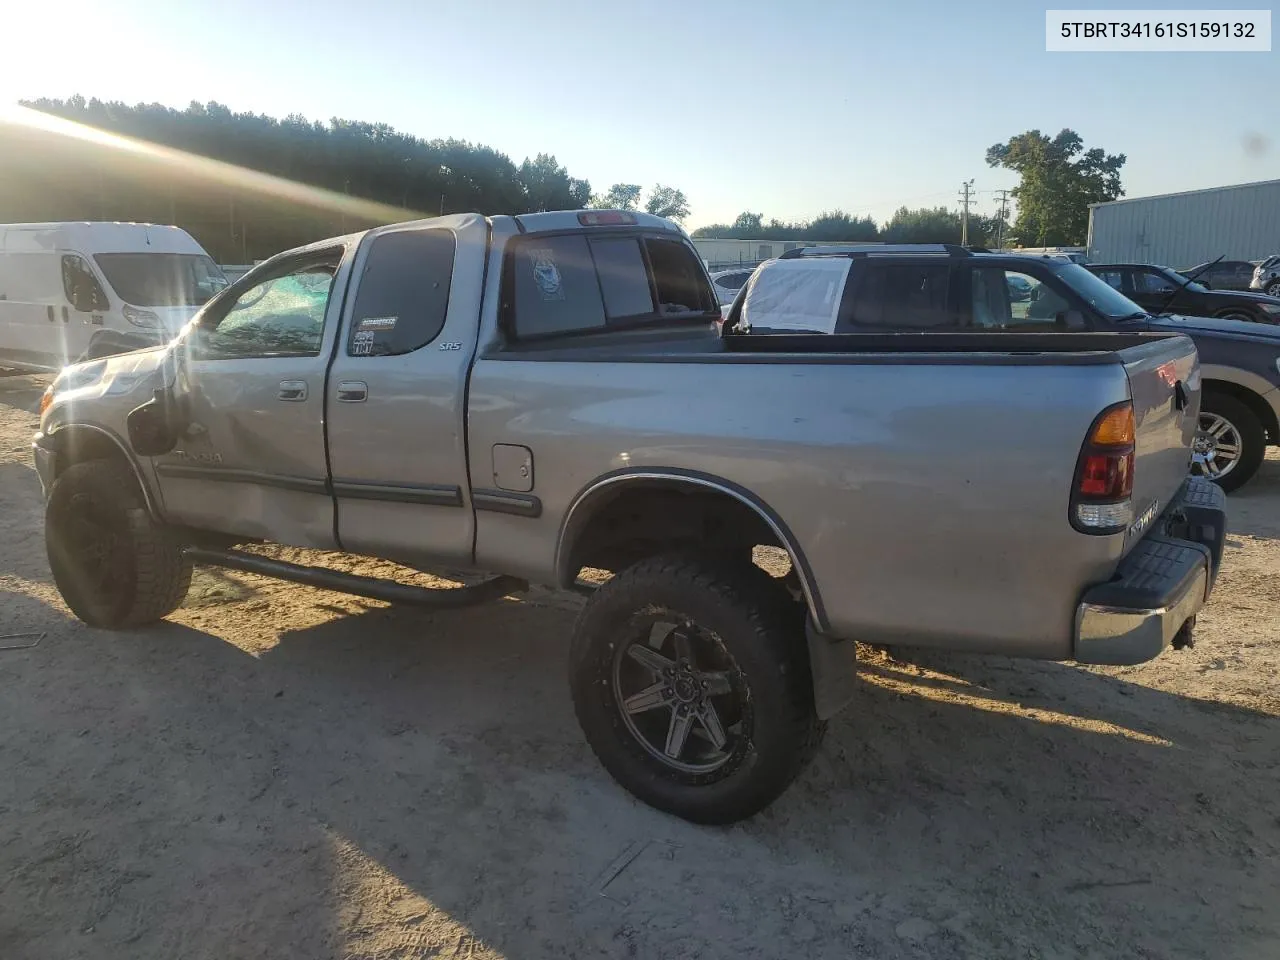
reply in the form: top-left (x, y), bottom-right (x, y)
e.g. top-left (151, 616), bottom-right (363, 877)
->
top-left (725, 245), bottom-right (1280, 492)
top-left (1086, 262), bottom-right (1280, 326)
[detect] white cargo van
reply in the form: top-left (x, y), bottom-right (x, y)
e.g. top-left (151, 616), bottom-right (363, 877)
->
top-left (0, 222), bottom-right (227, 371)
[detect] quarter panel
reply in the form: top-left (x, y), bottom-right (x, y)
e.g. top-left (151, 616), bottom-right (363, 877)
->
top-left (468, 357), bottom-right (1133, 658)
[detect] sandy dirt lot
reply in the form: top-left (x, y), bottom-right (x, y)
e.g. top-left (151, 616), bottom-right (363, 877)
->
top-left (0, 370), bottom-right (1277, 960)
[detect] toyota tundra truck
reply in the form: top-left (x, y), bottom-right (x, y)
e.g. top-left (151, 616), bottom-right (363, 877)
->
top-left (33, 211), bottom-right (1226, 824)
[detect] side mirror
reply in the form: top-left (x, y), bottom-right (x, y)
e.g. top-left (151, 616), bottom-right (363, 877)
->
top-left (126, 387), bottom-right (188, 457)
top-left (1199, 280), bottom-right (1211, 289)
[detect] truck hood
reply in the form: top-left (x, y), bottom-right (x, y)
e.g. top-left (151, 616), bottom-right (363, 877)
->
top-left (1147, 313), bottom-right (1280, 343)
top-left (42, 341), bottom-right (176, 435)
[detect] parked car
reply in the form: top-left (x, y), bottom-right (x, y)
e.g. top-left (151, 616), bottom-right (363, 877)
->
top-left (708, 267), bottom-right (754, 306)
top-left (1178, 260), bottom-right (1259, 292)
top-left (1252, 255), bottom-right (1280, 297)
top-left (0, 222), bottom-right (227, 372)
top-left (1086, 262), bottom-right (1280, 327)
top-left (34, 215), bottom-right (1222, 825)
top-left (761, 245), bottom-right (1280, 493)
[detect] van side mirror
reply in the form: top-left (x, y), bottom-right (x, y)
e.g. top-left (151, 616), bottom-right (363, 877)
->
top-left (126, 387), bottom-right (188, 457)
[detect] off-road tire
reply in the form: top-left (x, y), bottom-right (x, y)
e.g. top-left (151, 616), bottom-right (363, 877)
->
top-left (569, 552), bottom-right (824, 824)
top-left (1200, 392), bottom-right (1265, 494)
top-left (46, 458), bottom-right (192, 627)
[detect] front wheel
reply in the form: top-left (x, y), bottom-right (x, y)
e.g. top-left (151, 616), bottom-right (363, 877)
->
top-left (1266, 281), bottom-right (1280, 298)
top-left (46, 458), bottom-right (192, 627)
top-left (1193, 394), bottom-right (1265, 493)
top-left (569, 552), bottom-right (824, 824)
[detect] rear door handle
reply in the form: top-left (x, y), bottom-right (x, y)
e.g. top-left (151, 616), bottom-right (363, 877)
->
top-left (336, 381), bottom-right (368, 403)
top-left (278, 380), bottom-right (308, 402)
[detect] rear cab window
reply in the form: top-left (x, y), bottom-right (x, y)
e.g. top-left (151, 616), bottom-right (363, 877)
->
top-left (505, 231), bottom-right (716, 339)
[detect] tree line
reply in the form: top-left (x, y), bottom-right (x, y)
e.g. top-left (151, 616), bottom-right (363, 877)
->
top-left (696, 128), bottom-right (1124, 247)
top-left (8, 99), bottom-right (1121, 258)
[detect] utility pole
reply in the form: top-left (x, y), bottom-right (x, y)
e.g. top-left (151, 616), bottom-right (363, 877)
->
top-left (993, 189), bottom-right (1011, 249)
top-left (959, 179), bottom-right (975, 246)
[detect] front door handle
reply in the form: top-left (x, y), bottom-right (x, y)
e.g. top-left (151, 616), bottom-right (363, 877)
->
top-left (336, 381), bottom-right (368, 403)
top-left (278, 380), bottom-right (308, 402)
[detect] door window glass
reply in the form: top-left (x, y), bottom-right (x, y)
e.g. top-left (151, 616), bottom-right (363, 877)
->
top-left (1134, 269), bottom-right (1178, 295)
top-left (347, 229), bottom-right (455, 357)
top-left (1093, 269), bottom-right (1125, 291)
top-left (60, 254), bottom-right (110, 312)
top-left (970, 268), bottom-right (1081, 330)
top-left (194, 264), bottom-right (335, 359)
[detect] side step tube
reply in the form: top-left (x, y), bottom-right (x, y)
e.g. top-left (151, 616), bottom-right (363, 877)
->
top-left (184, 547), bottom-right (527, 609)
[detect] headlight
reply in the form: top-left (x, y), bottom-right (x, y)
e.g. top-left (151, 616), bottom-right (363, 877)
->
top-left (1259, 303), bottom-right (1280, 315)
top-left (123, 304), bottom-right (160, 327)
top-left (1275, 357), bottom-right (1280, 377)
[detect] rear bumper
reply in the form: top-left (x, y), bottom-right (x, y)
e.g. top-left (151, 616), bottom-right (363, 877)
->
top-left (1074, 478), bottom-right (1227, 666)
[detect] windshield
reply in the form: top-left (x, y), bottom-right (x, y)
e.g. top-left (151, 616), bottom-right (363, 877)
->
top-left (1163, 265), bottom-right (1209, 291)
top-left (93, 253), bottom-right (229, 307)
top-left (1054, 263), bottom-right (1148, 319)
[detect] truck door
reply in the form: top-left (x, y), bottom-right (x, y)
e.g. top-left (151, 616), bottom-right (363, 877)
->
top-left (325, 215), bottom-right (488, 566)
top-left (152, 244), bottom-right (349, 548)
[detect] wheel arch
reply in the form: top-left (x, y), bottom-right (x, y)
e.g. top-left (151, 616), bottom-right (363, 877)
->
top-left (555, 468), bottom-right (829, 632)
top-left (42, 423), bottom-right (161, 518)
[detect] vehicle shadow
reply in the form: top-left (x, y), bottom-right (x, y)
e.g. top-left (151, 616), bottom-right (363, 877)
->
top-left (4, 588), bottom-right (1278, 959)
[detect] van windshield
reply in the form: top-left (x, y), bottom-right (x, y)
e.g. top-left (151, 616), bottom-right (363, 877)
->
top-left (93, 253), bottom-right (229, 307)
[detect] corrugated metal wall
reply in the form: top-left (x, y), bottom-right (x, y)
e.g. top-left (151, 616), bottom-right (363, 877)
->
top-left (1087, 179), bottom-right (1280, 266)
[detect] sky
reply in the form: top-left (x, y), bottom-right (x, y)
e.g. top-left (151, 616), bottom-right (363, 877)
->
top-left (5, 0), bottom-right (1278, 229)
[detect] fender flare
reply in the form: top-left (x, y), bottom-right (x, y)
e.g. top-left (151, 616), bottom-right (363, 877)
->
top-left (42, 422), bottom-right (162, 520)
top-left (555, 467), bottom-right (829, 633)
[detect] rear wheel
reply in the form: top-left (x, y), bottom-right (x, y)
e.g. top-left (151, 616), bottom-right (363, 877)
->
top-left (569, 552), bottom-right (824, 824)
top-left (1193, 393), bottom-right (1265, 493)
top-left (46, 458), bottom-right (192, 627)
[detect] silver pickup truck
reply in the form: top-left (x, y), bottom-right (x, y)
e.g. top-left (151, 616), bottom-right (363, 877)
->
top-left (33, 211), bottom-right (1226, 824)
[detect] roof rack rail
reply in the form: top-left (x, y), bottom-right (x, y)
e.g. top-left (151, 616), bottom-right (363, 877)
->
top-left (779, 243), bottom-right (972, 260)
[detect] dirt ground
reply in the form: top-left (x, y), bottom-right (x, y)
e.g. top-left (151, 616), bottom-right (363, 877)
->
top-left (0, 370), bottom-right (1277, 960)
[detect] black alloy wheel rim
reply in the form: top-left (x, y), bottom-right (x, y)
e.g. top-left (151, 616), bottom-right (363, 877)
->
top-left (610, 615), bottom-right (751, 775)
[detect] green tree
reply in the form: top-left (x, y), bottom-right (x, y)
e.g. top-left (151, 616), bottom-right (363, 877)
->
top-left (806, 209), bottom-right (878, 242)
top-left (731, 211), bottom-right (764, 236)
top-left (880, 205), bottom-right (994, 245)
top-left (985, 129), bottom-right (1125, 246)
top-left (518, 153), bottom-right (590, 211)
top-left (592, 183), bottom-right (643, 210)
top-left (644, 184), bottom-right (690, 222)
top-left (11, 96), bottom-right (596, 261)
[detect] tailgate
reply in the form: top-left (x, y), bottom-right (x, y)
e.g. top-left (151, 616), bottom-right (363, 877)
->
top-left (1121, 334), bottom-right (1200, 545)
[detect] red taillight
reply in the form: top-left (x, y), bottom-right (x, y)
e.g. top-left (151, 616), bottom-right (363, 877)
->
top-left (578, 211), bottom-right (638, 226)
top-left (1071, 401), bottom-right (1136, 534)
top-left (1078, 450), bottom-right (1134, 498)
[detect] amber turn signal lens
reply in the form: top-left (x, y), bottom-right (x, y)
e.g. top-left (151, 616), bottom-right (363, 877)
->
top-left (38, 386), bottom-right (54, 415)
top-left (1090, 404), bottom-right (1135, 446)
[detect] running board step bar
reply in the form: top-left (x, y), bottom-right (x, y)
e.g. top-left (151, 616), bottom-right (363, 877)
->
top-left (183, 547), bottom-right (527, 609)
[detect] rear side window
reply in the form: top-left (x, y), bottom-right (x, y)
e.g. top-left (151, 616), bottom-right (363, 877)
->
top-left (850, 262), bottom-right (954, 329)
top-left (507, 233), bottom-right (714, 338)
top-left (348, 229), bottom-right (455, 356)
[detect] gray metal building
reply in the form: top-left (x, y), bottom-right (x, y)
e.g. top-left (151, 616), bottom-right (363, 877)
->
top-left (1087, 178), bottom-right (1280, 267)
